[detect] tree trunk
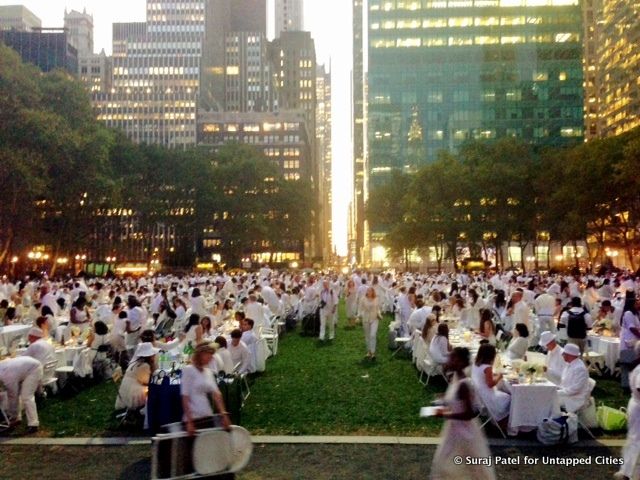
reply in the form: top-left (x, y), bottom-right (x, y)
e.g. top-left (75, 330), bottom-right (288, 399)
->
top-left (572, 239), bottom-right (579, 269)
top-left (0, 225), bottom-right (14, 269)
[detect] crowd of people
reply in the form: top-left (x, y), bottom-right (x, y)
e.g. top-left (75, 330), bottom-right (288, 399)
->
top-left (0, 267), bottom-right (639, 478)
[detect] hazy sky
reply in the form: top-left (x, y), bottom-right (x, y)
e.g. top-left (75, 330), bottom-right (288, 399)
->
top-left (0, 0), bottom-right (353, 256)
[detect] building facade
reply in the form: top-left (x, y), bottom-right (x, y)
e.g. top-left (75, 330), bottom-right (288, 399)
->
top-left (0, 28), bottom-right (77, 73)
top-left (64, 8), bottom-right (93, 57)
top-left (582, 0), bottom-right (602, 140)
top-left (316, 64), bottom-right (333, 262)
top-left (597, 0), bottom-right (640, 137)
top-left (0, 5), bottom-right (41, 32)
top-left (275, 0), bottom-right (304, 36)
top-left (352, 0), bottom-right (368, 265)
top-left (79, 49), bottom-right (113, 93)
top-left (365, 0), bottom-right (584, 261)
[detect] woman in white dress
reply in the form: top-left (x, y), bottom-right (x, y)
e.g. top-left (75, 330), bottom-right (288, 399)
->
top-left (358, 287), bottom-right (381, 359)
top-left (505, 323), bottom-right (529, 360)
top-left (115, 342), bottom-right (158, 410)
top-left (615, 358), bottom-right (640, 480)
top-left (478, 309), bottom-right (496, 346)
top-left (429, 323), bottom-right (452, 366)
top-left (189, 288), bottom-right (208, 318)
top-left (431, 347), bottom-right (496, 480)
top-left (471, 344), bottom-right (510, 427)
top-left (344, 279), bottom-right (357, 328)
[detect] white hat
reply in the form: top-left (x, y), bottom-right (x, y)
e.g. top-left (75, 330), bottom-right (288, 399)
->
top-left (538, 331), bottom-right (556, 348)
top-left (563, 343), bottom-right (581, 357)
top-left (131, 342), bottom-right (159, 363)
top-left (28, 327), bottom-right (44, 338)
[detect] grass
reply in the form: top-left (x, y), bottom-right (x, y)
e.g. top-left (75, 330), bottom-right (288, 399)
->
top-left (241, 302), bottom-right (442, 436)
top-left (10, 300), bottom-right (629, 438)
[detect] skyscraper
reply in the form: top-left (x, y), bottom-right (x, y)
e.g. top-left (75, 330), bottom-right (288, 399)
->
top-left (582, 0), bottom-right (602, 140)
top-left (364, 0), bottom-right (584, 259)
top-left (0, 5), bottom-right (41, 31)
top-left (95, 0), bottom-right (210, 147)
top-left (0, 28), bottom-right (77, 74)
top-left (64, 8), bottom-right (93, 57)
top-left (275, 0), bottom-right (304, 37)
top-left (351, 0), bottom-right (367, 264)
top-left (597, 0), bottom-right (640, 137)
top-left (316, 64), bottom-right (333, 261)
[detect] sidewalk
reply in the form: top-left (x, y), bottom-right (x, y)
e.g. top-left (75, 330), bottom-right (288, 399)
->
top-left (0, 434), bottom-right (627, 447)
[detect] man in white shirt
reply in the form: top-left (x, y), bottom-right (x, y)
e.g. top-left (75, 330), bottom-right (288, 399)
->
top-left (511, 290), bottom-right (531, 330)
top-left (39, 285), bottom-right (59, 317)
top-left (407, 299), bottom-right (431, 334)
top-left (534, 291), bottom-right (557, 334)
top-left (228, 329), bottom-right (253, 374)
top-left (240, 319), bottom-right (258, 373)
top-left (244, 294), bottom-right (268, 330)
top-left (22, 327), bottom-right (56, 368)
top-left (559, 297), bottom-right (593, 354)
top-left (558, 343), bottom-right (593, 413)
top-left (319, 280), bottom-right (337, 341)
top-left (0, 356), bottom-right (43, 433)
top-left (539, 331), bottom-right (565, 385)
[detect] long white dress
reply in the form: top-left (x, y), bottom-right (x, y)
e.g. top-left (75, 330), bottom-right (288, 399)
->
top-left (431, 375), bottom-right (496, 480)
top-left (345, 286), bottom-right (357, 318)
top-left (471, 364), bottom-right (510, 421)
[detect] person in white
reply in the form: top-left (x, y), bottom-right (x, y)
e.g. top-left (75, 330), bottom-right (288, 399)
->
top-left (505, 323), bottom-right (530, 360)
top-left (614, 347), bottom-right (640, 480)
top-left (559, 296), bottom-right (593, 354)
top-left (212, 336), bottom-right (235, 376)
top-left (228, 329), bottom-right (253, 374)
top-left (510, 290), bottom-right (531, 330)
top-left (189, 288), bottom-right (208, 318)
top-left (429, 323), bottom-right (452, 366)
top-left (407, 299), bottom-right (431, 334)
top-left (620, 293), bottom-right (640, 389)
top-left (538, 331), bottom-right (564, 385)
top-left (244, 295), bottom-right (268, 330)
top-left (240, 318), bottom-right (258, 373)
top-left (318, 280), bottom-right (337, 341)
top-left (431, 347), bottom-right (496, 480)
top-left (0, 356), bottom-right (43, 433)
top-left (22, 327), bottom-right (56, 368)
top-left (471, 344), bottom-right (510, 426)
top-left (557, 343), bottom-right (593, 413)
top-left (534, 291), bottom-right (557, 334)
top-left (181, 343), bottom-right (230, 435)
top-left (358, 287), bottom-right (381, 359)
top-left (115, 342), bottom-right (158, 410)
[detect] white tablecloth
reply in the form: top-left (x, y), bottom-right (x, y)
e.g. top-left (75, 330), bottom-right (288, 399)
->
top-left (507, 381), bottom-right (560, 435)
top-left (55, 346), bottom-right (87, 368)
top-left (0, 324), bottom-right (31, 350)
top-left (587, 334), bottom-right (620, 372)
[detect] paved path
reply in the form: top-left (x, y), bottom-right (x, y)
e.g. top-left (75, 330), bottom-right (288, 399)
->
top-left (0, 442), bottom-right (626, 479)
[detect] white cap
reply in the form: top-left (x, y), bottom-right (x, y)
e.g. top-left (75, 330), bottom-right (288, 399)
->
top-left (538, 331), bottom-right (556, 348)
top-left (563, 343), bottom-right (581, 357)
top-left (131, 342), bottom-right (159, 363)
top-left (28, 327), bottom-right (44, 338)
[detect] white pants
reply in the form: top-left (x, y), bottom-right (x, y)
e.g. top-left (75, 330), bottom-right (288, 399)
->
top-left (319, 309), bottom-right (334, 340)
top-left (537, 315), bottom-right (556, 334)
top-left (363, 320), bottom-right (379, 354)
top-left (619, 399), bottom-right (640, 478)
top-left (6, 364), bottom-right (43, 427)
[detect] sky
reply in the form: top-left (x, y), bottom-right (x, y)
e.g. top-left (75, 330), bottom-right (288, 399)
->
top-left (0, 0), bottom-right (353, 257)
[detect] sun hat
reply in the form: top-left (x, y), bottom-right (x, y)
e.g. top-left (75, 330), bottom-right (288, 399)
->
top-left (538, 331), bottom-right (556, 348)
top-left (563, 343), bottom-right (581, 357)
top-left (131, 342), bottom-right (160, 362)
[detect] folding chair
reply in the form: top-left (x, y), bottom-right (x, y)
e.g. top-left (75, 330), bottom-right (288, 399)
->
top-left (261, 327), bottom-right (279, 357)
top-left (0, 390), bottom-right (10, 433)
top-left (391, 336), bottom-right (412, 358)
top-left (575, 379), bottom-right (597, 439)
top-left (233, 363), bottom-right (250, 407)
top-left (419, 356), bottom-right (447, 386)
top-left (476, 395), bottom-right (507, 438)
top-left (41, 358), bottom-right (60, 395)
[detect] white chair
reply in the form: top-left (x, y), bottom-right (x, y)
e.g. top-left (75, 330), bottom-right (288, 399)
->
top-left (419, 356), bottom-right (447, 386)
top-left (392, 336), bottom-right (412, 357)
top-left (260, 327), bottom-right (279, 357)
top-left (42, 358), bottom-right (59, 394)
top-left (476, 394), bottom-right (507, 439)
top-left (575, 379), bottom-right (597, 439)
top-left (0, 390), bottom-right (10, 432)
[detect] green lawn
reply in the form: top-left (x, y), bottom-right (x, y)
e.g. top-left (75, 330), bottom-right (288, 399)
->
top-left (16, 301), bottom-right (629, 438)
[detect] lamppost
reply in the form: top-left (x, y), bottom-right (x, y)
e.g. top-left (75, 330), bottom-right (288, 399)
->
top-left (10, 256), bottom-right (18, 278)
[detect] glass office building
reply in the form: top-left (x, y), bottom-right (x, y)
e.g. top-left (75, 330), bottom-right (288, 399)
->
top-left (367, 0), bottom-right (584, 186)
